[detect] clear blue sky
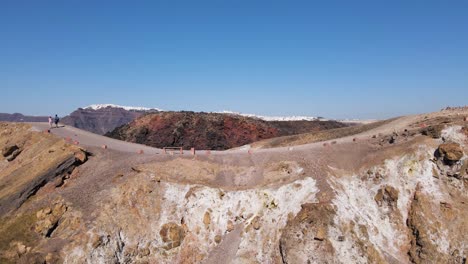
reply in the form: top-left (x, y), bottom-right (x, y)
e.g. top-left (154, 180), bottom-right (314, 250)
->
top-left (1, 1), bottom-right (467, 119)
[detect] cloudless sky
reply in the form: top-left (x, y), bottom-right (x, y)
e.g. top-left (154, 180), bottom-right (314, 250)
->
top-left (1, 0), bottom-right (467, 119)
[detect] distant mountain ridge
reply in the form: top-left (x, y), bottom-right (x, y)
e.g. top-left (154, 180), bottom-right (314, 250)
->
top-left (0, 113), bottom-right (47, 122)
top-left (60, 105), bottom-right (159, 135)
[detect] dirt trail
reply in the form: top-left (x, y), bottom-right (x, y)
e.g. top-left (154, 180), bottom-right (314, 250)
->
top-left (30, 114), bottom-right (420, 157)
top-left (30, 123), bottom-right (162, 154)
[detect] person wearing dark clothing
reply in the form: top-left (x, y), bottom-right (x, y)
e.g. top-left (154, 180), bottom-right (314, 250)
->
top-left (54, 114), bottom-right (60, 128)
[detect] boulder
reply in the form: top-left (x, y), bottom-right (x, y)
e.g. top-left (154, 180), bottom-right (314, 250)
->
top-left (437, 143), bottom-right (464, 164)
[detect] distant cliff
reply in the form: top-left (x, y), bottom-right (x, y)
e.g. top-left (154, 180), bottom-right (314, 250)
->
top-left (61, 106), bottom-right (159, 135)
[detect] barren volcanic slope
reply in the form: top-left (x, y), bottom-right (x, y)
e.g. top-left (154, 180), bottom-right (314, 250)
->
top-left (105, 111), bottom-right (347, 150)
top-left (0, 108), bottom-right (467, 264)
top-left (61, 106), bottom-right (159, 135)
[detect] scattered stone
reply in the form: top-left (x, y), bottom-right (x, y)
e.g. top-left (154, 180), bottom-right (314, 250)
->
top-left (159, 223), bottom-right (185, 250)
top-left (252, 216), bottom-right (261, 230)
top-left (203, 211), bottom-right (211, 228)
top-left (440, 202), bottom-right (452, 209)
top-left (36, 207), bottom-right (52, 219)
top-left (214, 234), bottom-right (222, 244)
top-left (45, 253), bottom-right (55, 263)
top-left (314, 227), bottom-right (326, 241)
top-left (337, 236), bottom-right (345, 242)
top-left (226, 220), bottom-right (234, 232)
top-left (17, 243), bottom-right (27, 255)
top-left (436, 143), bottom-right (464, 164)
top-left (374, 185), bottom-right (399, 207)
top-left (131, 167), bottom-right (141, 173)
top-left (35, 202), bottom-right (67, 237)
top-left (218, 191), bottom-right (225, 199)
top-left (139, 247), bottom-right (150, 257)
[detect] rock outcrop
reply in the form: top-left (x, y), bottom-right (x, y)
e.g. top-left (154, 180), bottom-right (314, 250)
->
top-left (436, 142), bottom-right (464, 164)
top-left (0, 123), bottom-right (88, 215)
top-left (0, 113), bottom-right (47, 122)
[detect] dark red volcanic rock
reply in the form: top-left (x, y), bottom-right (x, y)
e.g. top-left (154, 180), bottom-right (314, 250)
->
top-left (106, 112), bottom-right (347, 150)
top-left (61, 107), bottom-right (158, 135)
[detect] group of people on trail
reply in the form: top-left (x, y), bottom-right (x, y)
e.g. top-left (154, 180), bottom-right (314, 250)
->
top-left (48, 114), bottom-right (60, 128)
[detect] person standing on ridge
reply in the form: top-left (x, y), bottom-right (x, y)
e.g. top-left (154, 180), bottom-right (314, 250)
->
top-left (54, 114), bottom-right (60, 128)
top-left (48, 116), bottom-right (53, 128)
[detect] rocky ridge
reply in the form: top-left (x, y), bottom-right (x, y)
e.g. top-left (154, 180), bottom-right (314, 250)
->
top-left (0, 110), bottom-right (467, 263)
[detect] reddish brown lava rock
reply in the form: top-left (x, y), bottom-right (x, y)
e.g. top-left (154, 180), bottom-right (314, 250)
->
top-left (105, 112), bottom-right (346, 150)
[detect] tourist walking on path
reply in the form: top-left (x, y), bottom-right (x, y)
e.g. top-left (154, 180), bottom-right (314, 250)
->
top-left (48, 116), bottom-right (53, 128)
top-left (54, 114), bottom-right (60, 128)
